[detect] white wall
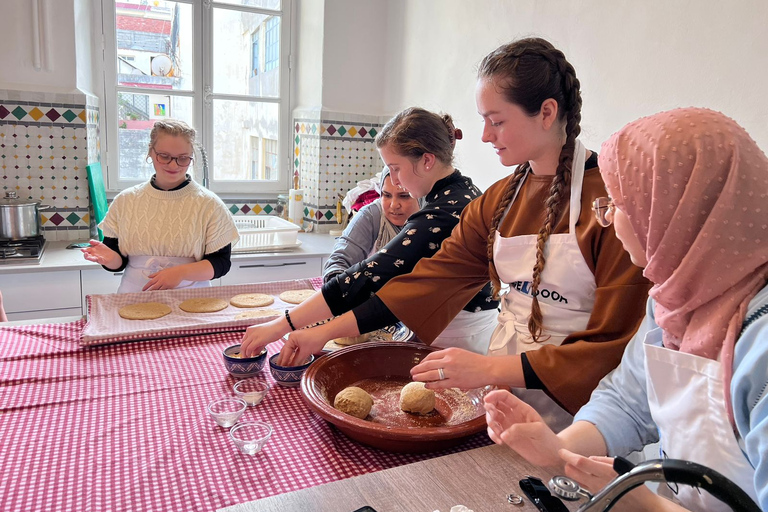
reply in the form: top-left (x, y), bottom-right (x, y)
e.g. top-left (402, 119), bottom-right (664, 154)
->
top-left (380, 0), bottom-right (768, 191)
top-left (320, 0), bottom-right (389, 114)
top-left (73, 0), bottom-right (101, 96)
top-left (293, 0), bottom-right (324, 109)
top-left (0, 0), bottom-right (78, 93)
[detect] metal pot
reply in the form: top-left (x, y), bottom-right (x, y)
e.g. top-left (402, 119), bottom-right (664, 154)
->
top-left (0, 191), bottom-right (51, 240)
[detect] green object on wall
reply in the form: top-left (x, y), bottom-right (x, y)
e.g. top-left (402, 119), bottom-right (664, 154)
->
top-left (86, 163), bottom-right (109, 241)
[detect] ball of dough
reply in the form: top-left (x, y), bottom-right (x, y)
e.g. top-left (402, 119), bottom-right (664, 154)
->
top-left (334, 386), bottom-right (374, 419)
top-left (399, 381), bottom-right (435, 414)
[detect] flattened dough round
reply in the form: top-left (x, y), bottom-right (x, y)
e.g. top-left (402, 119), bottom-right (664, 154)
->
top-left (235, 308), bottom-right (280, 320)
top-left (333, 332), bottom-right (371, 346)
top-left (118, 302), bottom-right (172, 320)
top-left (230, 293), bottom-right (275, 308)
top-left (399, 381), bottom-right (435, 414)
top-left (279, 289), bottom-right (315, 304)
top-left (334, 386), bottom-right (374, 419)
top-left (178, 297), bottom-right (228, 313)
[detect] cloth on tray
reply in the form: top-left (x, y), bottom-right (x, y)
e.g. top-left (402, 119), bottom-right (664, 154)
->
top-left (81, 278), bottom-right (320, 346)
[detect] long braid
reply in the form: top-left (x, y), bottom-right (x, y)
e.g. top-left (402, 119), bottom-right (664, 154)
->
top-left (527, 47), bottom-right (583, 342)
top-left (487, 163), bottom-right (529, 299)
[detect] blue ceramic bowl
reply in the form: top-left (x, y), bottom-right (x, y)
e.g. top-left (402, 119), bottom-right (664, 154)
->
top-left (269, 353), bottom-right (315, 388)
top-left (222, 345), bottom-right (268, 378)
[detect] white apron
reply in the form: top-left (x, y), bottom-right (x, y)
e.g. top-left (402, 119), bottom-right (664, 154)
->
top-left (644, 330), bottom-right (758, 511)
top-left (489, 140), bottom-right (596, 432)
top-left (433, 308), bottom-right (498, 354)
top-left (117, 255), bottom-right (211, 294)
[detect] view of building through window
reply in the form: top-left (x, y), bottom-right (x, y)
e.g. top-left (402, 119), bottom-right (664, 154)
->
top-left (108, 0), bottom-right (286, 191)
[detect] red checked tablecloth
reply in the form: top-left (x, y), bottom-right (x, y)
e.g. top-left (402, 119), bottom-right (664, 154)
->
top-left (0, 282), bottom-right (491, 512)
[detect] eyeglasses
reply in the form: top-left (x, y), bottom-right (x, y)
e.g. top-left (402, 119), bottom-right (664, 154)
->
top-left (592, 196), bottom-right (615, 227)
top-left (153, 150), bottom-right (193, 167)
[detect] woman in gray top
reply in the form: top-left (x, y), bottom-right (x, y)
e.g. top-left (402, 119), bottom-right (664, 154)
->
top-left (323, 168), bottom-right (420, 282)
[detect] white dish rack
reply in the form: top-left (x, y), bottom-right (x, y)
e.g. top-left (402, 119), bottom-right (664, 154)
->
top-left (233, 216), bottom-right (301, 252)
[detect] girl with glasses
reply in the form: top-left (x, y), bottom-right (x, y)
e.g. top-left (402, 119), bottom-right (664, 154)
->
top-left (82, 120), bottom-right (239, 293)
top-left (484, 108), bottom-right (768, 511)
top-left (240, 38), bottom-right (650, 433)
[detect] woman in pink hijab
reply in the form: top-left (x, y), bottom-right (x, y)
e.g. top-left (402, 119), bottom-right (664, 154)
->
top-left (483, 108), bottom-right (768, 512)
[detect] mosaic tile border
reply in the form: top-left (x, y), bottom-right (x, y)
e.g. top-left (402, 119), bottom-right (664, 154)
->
top-left (0, 102), bottom-right (88, 127)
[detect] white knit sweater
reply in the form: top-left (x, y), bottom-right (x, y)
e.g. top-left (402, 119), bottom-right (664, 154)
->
top-left (99, 180), bottom-right (239, 260)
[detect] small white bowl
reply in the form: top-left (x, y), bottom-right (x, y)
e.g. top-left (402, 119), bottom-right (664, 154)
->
top-left (233, 379), bottom-right (269, 406)
top-left (207, 397), bottom-right (247, 427)
top-left (229, 421), bottom-right (273, 455)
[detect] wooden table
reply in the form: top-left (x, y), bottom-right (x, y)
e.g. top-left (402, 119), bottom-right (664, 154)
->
top-left (219, 444), bottom-right (582, 512)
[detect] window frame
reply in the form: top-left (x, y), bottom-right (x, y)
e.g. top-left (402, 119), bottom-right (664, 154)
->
top-left (101, 0), bottom-right (293, 196)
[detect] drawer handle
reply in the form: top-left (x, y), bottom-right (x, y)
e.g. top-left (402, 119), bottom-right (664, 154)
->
top-left (240, 262), bottom-right (307, 269)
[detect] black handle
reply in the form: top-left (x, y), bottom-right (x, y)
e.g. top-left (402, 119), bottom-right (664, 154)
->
top-left (661, 460), bottom-right (760, 512)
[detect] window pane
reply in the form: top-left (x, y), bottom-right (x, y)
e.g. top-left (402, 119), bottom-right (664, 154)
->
top-left (115, 0), bottom-right (194, 92)
top-left (215, 0), bottom-right (281, 10)
top-left (213, 9), bottom-right (280, 98)
top-left (212, 99), bottom-right (279, 181)
top-left (117, 93), bottom-right (194, 181)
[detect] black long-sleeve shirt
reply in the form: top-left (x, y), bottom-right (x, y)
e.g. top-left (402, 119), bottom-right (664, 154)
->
top-left (322, 170), bottom-right (498, 318)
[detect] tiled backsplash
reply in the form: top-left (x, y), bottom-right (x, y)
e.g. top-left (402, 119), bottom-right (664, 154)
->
top-left (293, 108), bottom-right (387, 233)
top-left (0, 89), bottom-right (100, 241)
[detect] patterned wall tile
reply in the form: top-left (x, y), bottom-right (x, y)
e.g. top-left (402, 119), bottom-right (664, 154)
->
top-left (0, 91), bottom-right (100, 241)
top-left (294, 111), bottom-right (387, 233)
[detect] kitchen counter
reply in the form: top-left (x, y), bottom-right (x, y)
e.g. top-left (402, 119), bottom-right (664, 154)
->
top-left (0, 232), bottom-right (338, 275)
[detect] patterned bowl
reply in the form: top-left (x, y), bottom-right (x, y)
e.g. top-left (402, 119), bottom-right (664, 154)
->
top-left (269, 353), bottom-right (315, 387)
top-left (222, 344), bottom-right (268, 378)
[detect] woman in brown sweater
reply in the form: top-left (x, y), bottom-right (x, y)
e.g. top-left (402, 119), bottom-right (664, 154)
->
top-left (254, 38), bottom-right (651, 430)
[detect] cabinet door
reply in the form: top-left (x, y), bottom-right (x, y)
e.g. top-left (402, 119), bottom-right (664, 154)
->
top-left (220, 257), bottom-right (322, 286)
top-left (80, 268), bottom-right (123, 302)
top-left (0, 271), bottom-right (82, 318)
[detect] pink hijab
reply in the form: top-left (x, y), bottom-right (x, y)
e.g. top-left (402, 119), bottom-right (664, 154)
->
top-left (599, 108), bottom-right (768, 420)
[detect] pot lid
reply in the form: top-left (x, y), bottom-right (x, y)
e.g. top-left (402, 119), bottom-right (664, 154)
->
top-left (0, 191), bottom-right (41, 207)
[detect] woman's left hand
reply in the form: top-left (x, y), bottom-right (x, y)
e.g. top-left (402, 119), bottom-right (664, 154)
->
top-left (143, 266), bottom-right (186, 291)
top-left (411, 347), bottom-right (495, 389)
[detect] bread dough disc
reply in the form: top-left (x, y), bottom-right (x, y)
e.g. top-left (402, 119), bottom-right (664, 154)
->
top-left (235, 308), bottom-right (280, 320)
top-left (118, 302), bottom-right (172, 320)
top-left (230, 293), bottom-right (275, 308)
top-left (333, 332), bottom-right (371, 346)
top-left (399, 381), bottom-right (436, 414)
top-left (279, 289), bottom-right (315, 304)
top-left (334, 386), bottom-right (374, 419)
top-left (178, 297), bottom-right (228, 313)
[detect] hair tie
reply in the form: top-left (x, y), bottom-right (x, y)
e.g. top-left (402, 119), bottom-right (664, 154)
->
top-left (454, 129), bottom-right (463, 141)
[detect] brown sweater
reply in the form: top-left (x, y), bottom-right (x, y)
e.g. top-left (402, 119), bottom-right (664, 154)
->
top-left (375, 166), bottom-right (652, 414)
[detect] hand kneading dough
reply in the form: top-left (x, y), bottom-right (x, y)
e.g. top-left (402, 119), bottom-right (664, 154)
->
top-left (118, 302), bottom-right (172, 320)
top-left (334, 386), bottom-right (374, 419)
top-left (332, 332), bottom-right (371, 346)
top-left (399, 381), bottom-right (435, 414)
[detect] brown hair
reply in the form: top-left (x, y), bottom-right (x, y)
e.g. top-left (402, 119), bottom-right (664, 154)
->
top-left (375, 107), bottom-right (460, 165)
top-left (147, 119), bottom-right (197, 158)
top-left (479, 37), bottom-right (583, 342)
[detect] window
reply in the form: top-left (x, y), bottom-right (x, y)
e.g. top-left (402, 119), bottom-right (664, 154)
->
top-left (264, 138), bottom-right (278, 180)
top-left (251, 29), bottom-right (260, 76)
top-left (102, 0), bottom-right (292, 195)
top-left (250, 135), bottom-right (260, 179)
top-left (264, 16), bottom-right (279, 72)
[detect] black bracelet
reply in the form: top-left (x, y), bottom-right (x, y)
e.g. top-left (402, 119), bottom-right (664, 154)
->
top-left (285, 309), bottom-right (297, 331)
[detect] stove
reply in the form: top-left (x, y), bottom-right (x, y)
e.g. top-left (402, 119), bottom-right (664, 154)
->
top-left (0, 235), bottom-right (46, 265)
